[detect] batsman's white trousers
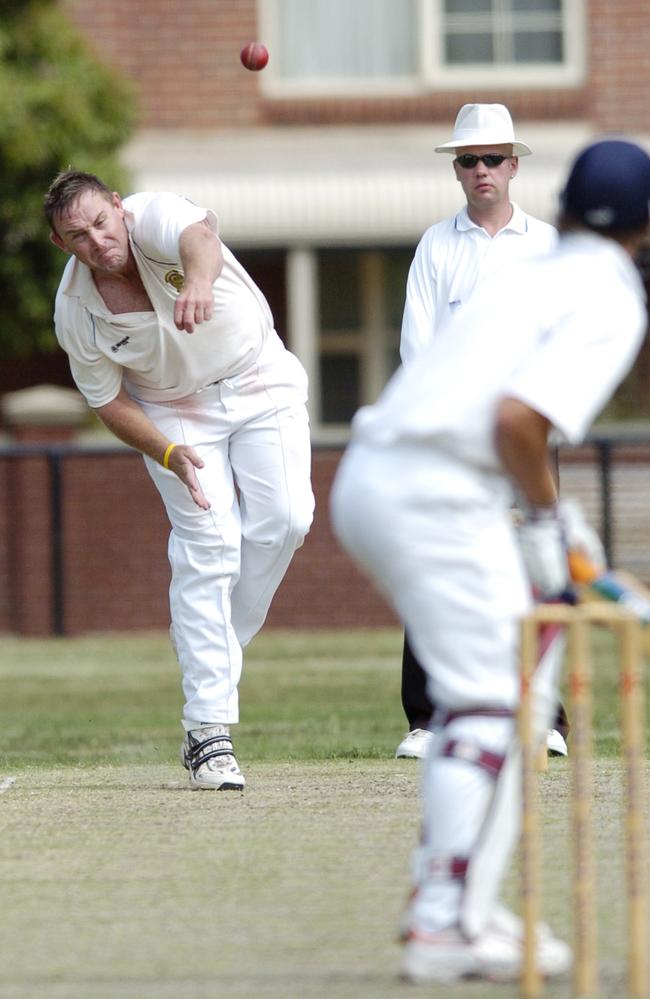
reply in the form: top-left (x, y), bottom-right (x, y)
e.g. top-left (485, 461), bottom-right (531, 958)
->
top-left (331, 441), bottom-right (559, 713)
top-left (138, 334), bottom-right (314, 726)
top-left (331, 441), bottom-right (563, 933)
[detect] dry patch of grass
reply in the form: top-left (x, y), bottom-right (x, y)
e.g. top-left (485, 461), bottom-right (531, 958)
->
top-left (0, 760), bottom-right (648, 999)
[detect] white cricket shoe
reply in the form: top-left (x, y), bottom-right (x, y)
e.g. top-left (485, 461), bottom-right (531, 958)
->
top-left (400, 905), bottom-right (571, 984)
top-left (547, 729), bottom-right (568, 756)
top-left (181, 725), bottom-right (245, 791)
top-left (395, 728), bottom-right (433, 759)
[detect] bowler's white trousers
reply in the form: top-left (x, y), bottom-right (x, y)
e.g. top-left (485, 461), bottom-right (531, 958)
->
top-left (137, 334), bottom-right (314, 727)
top-left (331, 441), bottom-right (563, 936)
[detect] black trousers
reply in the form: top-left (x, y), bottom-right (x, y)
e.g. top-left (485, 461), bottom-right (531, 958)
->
top-left (401, 633), bottom-right (570, 739)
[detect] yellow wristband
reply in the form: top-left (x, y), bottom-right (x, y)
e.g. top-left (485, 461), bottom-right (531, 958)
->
top-left (162, 443), bottom-right (178, 469)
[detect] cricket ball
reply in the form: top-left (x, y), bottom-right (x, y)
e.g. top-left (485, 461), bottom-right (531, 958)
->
top-left (240, 42), bottom-right (269, 72)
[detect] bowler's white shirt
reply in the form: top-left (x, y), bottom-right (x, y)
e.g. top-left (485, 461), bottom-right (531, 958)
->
top-left (355, 233), bottom-right (647, 473)
top-left (54, 192), bottom-right (274, 407)
top-left (400, 203), bottom-right (557, 364)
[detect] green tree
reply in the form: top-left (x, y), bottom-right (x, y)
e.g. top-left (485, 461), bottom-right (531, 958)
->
top-left (0, 0), bottom-right (136, 357)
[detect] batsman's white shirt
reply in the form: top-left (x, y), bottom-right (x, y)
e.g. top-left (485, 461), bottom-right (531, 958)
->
top-left (400, 203), bottom-right (557, 364)
top-left (54, 192), bottom-right (274, 407)
top-left (359, 232), bottom-right (646, 471)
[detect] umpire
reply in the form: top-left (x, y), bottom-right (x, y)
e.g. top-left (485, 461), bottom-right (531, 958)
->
top-left (396, 103), bottom-right (561, 760)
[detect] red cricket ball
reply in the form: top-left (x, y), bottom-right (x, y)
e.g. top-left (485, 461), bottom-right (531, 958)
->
top-left (240, 42), bottom-right (269, 72)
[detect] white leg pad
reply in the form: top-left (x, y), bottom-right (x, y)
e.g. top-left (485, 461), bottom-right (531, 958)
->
top-left (410, 714), bottom-right (515, 936)
top-left (459, 630), bottom-right (565, 939)
top-left (458, 734), bottom-right (521, 939)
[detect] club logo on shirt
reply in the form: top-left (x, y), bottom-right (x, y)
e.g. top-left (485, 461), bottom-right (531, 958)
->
top-left (111, 336), bottom-right (131, 353)
top-left (164, 269), bottom-right (185, 292)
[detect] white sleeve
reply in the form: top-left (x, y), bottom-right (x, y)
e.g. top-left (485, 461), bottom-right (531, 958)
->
top-left (68, 352), bottom-right (123, 408)
top-left (55, 309), bottom-right (123, 408)
top-left (131, 192), bottom-right (219, 262)
top-left (504, 296), bottom-right (646, 444)
top-left (399, 233), bottom-right (438, 366)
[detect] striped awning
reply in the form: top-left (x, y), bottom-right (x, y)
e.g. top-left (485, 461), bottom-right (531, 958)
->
top-left (122, 122), bottom-right (611, 247)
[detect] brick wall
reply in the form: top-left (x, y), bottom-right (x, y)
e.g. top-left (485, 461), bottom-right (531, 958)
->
top-left (0, 455), bottom-right (54, 634)
top-left (589, 0), bottom-right (650, 132)
top-left (263, 450), bottom-right (396, 630)
top-left (60, 453), bottom-right (174, 633)
top-left (2, 443), bottom-right (650, 637)
top-left (0, 448), bottom-right (396, 637)
top-left (262, 86), bottom-right (587, 128)
top-left (63, 0), bottom-right (264, 129)
top-left (62, 0), bottom-right (650, 133)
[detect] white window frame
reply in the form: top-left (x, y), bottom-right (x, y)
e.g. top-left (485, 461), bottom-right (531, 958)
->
top-left (286, 246), bottom-right (404, 443)
top-left (258, 0), bottom-right (421, 97)
top-left (258, 0), bottom-right (586, 96)
top-left (424, 0), bottom-right (586, 89)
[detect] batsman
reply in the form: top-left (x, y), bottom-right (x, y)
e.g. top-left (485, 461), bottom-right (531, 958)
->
top-left (331, 139), bottom-right (650, 984)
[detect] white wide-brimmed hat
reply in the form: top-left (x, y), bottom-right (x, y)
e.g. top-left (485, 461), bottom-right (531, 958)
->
top-left (435, 103), bottom-right (532, 156)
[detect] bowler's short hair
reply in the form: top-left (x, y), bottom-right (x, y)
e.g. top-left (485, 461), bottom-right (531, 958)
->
top-left (44, 170), bottom-right (114, 232)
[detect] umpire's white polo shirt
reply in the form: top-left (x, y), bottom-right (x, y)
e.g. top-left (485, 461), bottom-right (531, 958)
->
top-left (400, 203), bottom-right (557, 365)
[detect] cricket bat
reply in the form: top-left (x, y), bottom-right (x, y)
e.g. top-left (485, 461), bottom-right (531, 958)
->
top-left (568, 550), bottom-right (650, 627)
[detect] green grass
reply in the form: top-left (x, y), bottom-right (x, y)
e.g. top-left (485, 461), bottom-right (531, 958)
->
top-left (0, 629), bottom-right (407, 768)
top-left (0, 626), bottom-right (646, 769)
top-left (559, 627), bottom-right (650, 756)
top-left (0, 628), bottom-right (648, 999)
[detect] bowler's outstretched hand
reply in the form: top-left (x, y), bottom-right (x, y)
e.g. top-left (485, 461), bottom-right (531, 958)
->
top-left (166, 444), bottom-right (211, 509)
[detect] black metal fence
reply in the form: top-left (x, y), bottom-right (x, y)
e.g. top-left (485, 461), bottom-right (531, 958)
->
top-left (1, 434), bottom-right (649, 635)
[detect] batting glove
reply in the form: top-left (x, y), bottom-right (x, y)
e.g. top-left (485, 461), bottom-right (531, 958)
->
top-left (517, 503), bottom-right (572, 600)
top-left (560, 497), bottom-right (607, 572)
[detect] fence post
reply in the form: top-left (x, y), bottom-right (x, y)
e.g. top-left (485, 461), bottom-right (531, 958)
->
top-left (597, 439), bottom-right (613, 565)
top-left (47, 449), bottom-right (65, 637)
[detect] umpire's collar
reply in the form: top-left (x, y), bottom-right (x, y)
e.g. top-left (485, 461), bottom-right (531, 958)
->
top-left (455, 202), bottom-right (529, 234)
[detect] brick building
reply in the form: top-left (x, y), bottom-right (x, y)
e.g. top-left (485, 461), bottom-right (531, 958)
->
top-left (2, 0), bottom-right (649, 634)
top-left (61, 0), bottom-right (650, 440)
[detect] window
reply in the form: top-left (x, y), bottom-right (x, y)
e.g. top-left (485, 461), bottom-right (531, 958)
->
top-left (436, 0), bottom-right (581, 86)
top-left (444, 0), bottom-right (564, 63)
top-left (260, 0), bottom-right (584, 93)
top-left (317, 248), bottom-right (411, 426)
top-left (269, 0), bottom-right (418, 84)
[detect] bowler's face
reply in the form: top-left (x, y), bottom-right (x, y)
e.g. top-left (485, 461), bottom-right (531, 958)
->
top-left (452, 144), bottom-right (518, 210)
top-left (50, 190), bottom-right (130, 274)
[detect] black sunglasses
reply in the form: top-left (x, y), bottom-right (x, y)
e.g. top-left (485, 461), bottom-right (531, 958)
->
top-left (454, 154), bottom-right (511, 169)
